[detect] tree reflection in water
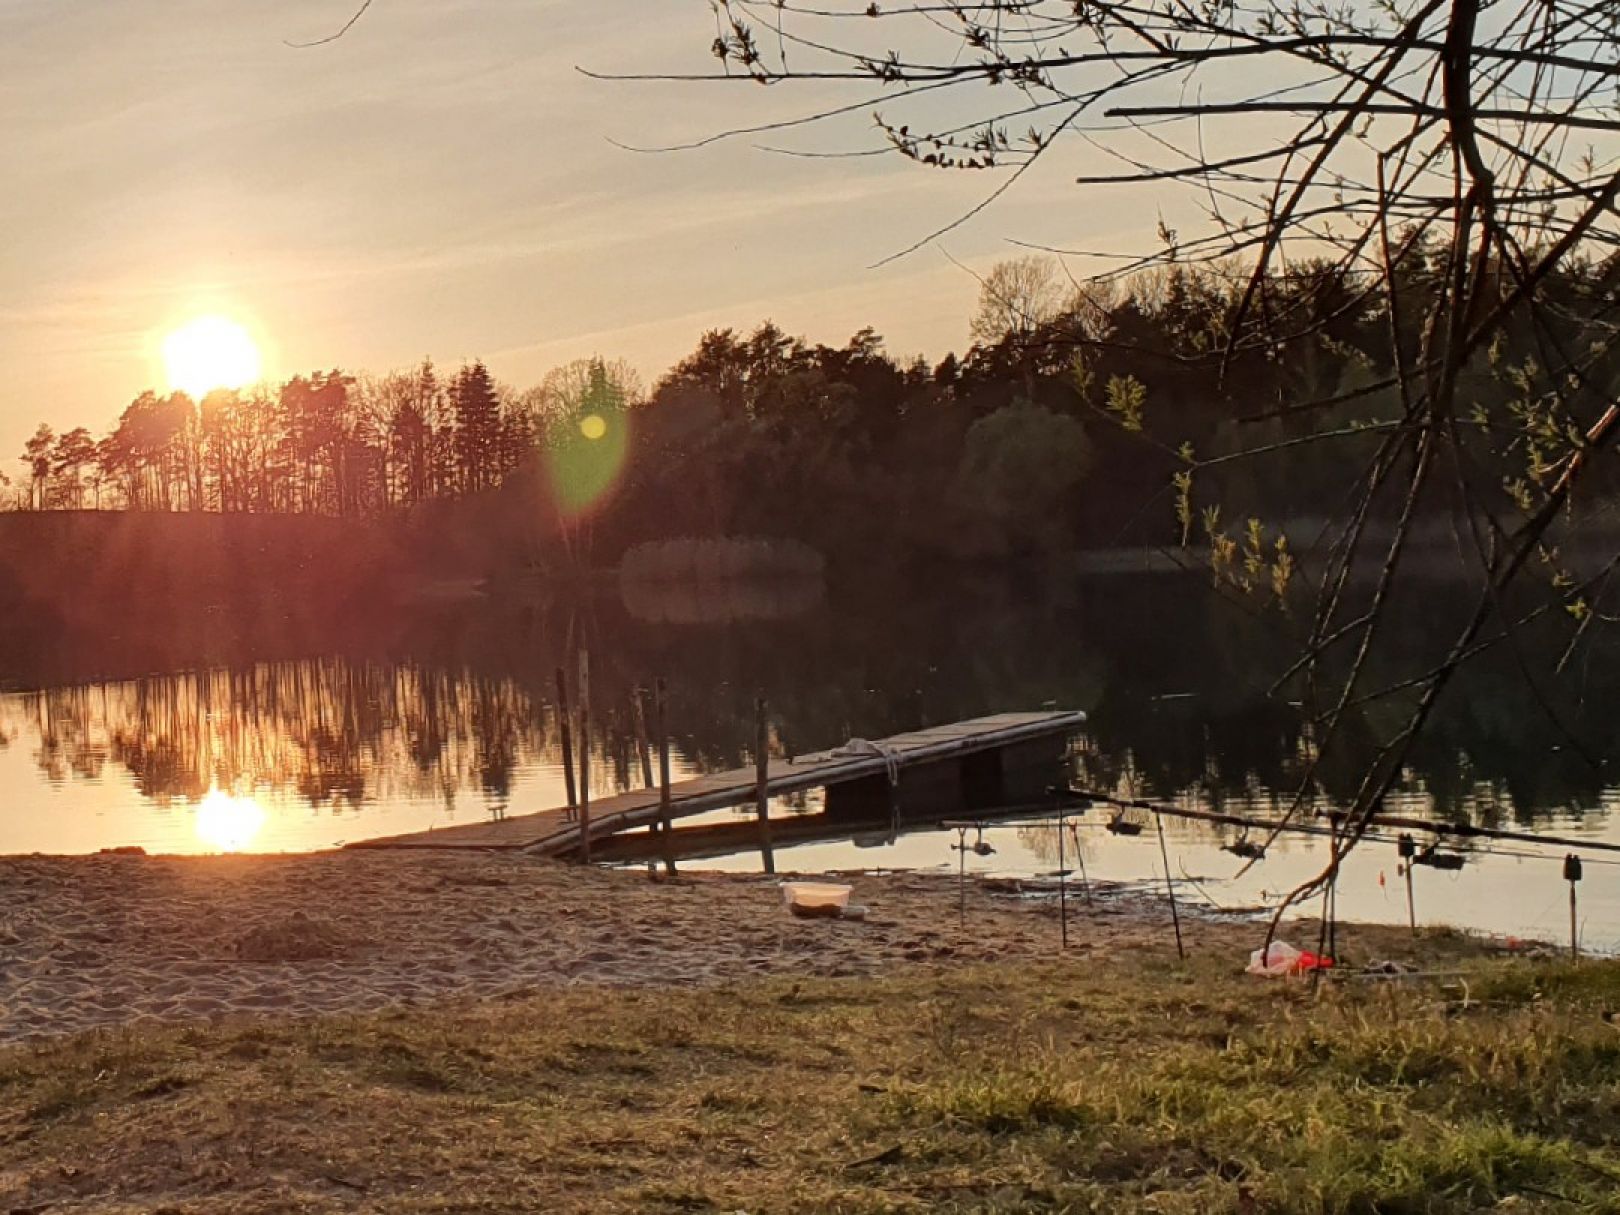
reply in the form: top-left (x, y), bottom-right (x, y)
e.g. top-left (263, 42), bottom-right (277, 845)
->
top-left (0, 570), bottom-right (1616, 849)
top-left (4, 662), bottom-right (556, 813)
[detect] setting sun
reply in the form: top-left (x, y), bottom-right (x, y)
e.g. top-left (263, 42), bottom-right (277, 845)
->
top-left (162, 316), bottom-right (262, 400)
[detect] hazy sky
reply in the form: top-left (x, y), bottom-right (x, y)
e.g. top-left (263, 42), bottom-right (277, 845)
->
top-left (1, 1), bottom-right (1144, 459)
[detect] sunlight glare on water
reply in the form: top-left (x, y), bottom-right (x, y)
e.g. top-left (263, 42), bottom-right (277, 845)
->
top-left (194, 788), bottom-right (266, 853)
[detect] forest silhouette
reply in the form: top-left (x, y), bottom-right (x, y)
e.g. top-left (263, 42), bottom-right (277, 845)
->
top-left (14, 249), bottom-right (1620, 580)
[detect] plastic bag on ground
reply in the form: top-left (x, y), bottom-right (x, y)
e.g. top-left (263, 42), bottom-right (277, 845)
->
top-left (1246, 939), bottom-right (1333, 977)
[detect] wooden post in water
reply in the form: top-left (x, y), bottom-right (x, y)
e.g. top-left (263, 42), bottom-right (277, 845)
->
top-left (577, 650), bottom-right (591, 863)
top-left (754, 696), bottom-right (776, 875)
top-left (555, 667), bottom-right (577, 814)
top-left (632, 688), bottom-right (655, 788)
top-left (630, 685), bottom-right (661, 860)
top-left (655, 677), bottom-right (676, 876)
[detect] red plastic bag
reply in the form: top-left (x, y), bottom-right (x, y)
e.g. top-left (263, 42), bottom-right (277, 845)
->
top-left (1247, 940), bottom-right (1335, 976)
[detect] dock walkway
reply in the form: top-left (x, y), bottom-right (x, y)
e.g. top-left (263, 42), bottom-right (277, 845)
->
top-left (350, 710), bottom-right (1085, 857)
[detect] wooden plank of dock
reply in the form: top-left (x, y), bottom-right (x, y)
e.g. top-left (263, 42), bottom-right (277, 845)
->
top-left (348, 710), bottom-right (1085, 857)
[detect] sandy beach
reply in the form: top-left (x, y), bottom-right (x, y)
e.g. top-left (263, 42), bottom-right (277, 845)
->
top-left (0, 849), bottom-right (1251, 1044)
top-left (2, 853), bottom-right (1590, 1214)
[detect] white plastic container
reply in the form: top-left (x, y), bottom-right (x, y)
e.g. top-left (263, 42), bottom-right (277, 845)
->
top-left (779, 881), bottom-right (853, 914)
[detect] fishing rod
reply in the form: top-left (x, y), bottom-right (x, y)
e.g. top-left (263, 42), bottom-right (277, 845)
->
top-left (947, 808), bottom-right (1620, 867)
top-left (1061, 786), bottom-right (1620, 859)
top-left (948, 794), bottom-right (1610, 957)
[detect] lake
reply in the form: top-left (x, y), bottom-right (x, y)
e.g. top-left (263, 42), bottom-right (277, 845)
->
top-left (3, 569), bottom-right (1618, 950)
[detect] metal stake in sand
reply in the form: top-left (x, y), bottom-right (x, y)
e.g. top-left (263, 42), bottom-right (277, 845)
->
top-left (1073, 818), bottom-right (1093, 906)
top-left (577, 650), bottom-right (591, 863)
top-left (754, 696), bottom-right (776, 875)
top-left (555, 667), bottom-right (577, 815)
top-left (1321, 819), bottom-right (1340, 964)
top-left (1398, 833), bottom-right (1417, 935)
top-left (1153, 809), bottom-right (1185, 961)
top-left (1056, 804), bottom-right (1069, 950)
top-left (655, 677), bottom-right (676, 876)
top-left (1565, 852), bottom-right (1583, 961)
top-left (1328, 868), bottom-right (1339, 960)
top-left (955, 826), bottom-right (968, 929)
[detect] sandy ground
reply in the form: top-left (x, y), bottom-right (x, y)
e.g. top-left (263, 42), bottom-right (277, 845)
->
top-left (0, 849), bottom-right (1271, 1043)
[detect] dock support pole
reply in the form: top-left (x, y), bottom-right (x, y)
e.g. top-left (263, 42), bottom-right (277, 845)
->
top-left (630, 685), bottom-right (662, 862)
top-left (555, 667), bottom-right (577, 814)
top-left (655, 678), bottom-right (676, 876)
top-left (754, 696), bottom-right (776, 875)
top-left (578, 650), bottom-right (591, 863)
top-left (1153, 810), bottom-right (1185, 961)
top-left (632, 688), bottom-right (655, 789)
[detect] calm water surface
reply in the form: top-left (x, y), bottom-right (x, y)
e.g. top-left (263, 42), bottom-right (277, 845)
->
top-left (4, 572), bottom-right (1619, 949)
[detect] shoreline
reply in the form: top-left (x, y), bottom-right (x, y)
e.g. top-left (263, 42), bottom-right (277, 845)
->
top-left (0, 848), bottom-right (1459, 1046)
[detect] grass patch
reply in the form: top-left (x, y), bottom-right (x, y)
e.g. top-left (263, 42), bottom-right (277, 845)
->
top-left (1470, 957), bottom-right (1620, 1008)
top-left (899, 1066), bottom-right (1094, 1134)
top-left (0, 943), bottom-right (1617, 1212)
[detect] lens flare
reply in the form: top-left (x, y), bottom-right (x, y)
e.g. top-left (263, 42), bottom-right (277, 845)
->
top-left (548, 414), bottom-right (628, 516)
top-left (541, 361), bottom-right (634, 518)
top-left (195, 788), bottom-right (266, 852)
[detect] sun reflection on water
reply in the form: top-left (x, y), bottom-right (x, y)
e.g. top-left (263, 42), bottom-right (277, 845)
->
top-left (194, 788), bottom-right (266, 853)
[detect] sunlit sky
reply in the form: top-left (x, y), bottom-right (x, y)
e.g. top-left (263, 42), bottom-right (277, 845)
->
top-left (0, 0), bottom-right (1162, 460)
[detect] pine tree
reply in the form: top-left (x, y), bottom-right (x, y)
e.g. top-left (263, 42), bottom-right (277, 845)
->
top-left (451, 362), bottom-right (502, 493)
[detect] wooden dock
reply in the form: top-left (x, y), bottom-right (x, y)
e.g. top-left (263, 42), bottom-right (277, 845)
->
top-left (349, 710), bottom-right (1085, 858)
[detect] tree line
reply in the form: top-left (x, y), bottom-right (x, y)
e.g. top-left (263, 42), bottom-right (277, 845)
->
top-left (18, 244), bottom-right (1620, 573)
top-left (607, 243), bottom-right (1620, 568)
top-left (16, 357), bottom-right (637, 518)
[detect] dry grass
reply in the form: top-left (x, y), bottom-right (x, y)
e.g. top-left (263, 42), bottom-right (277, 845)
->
top-left (0, 937), bottom-right (1617, 1213)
